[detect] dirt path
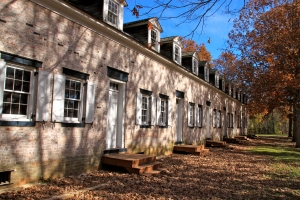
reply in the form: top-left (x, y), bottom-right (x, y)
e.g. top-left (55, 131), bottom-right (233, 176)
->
top-left (1, 137), bottom-right (299, 200)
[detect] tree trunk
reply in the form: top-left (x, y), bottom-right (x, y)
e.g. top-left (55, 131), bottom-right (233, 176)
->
top-left (295, 92), bottom-right (300, 148)
top-left (288, 114), bottom-right (293, 137)
top-left (293, 103), bottom-right (297, 142)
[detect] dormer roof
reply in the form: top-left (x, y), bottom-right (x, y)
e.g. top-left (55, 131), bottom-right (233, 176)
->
top-left (161, 36), bottom-right (179, 43)
top-left (199, 61), bottom-right (209, 67)
top-left (209, 69), bottom-right (218, 75)
top-left (182, 51), bottom-right (198, 58)
top-left (64, 0), bottom-right (128, 22)
top-left (124, 18), bottom-right (163, 33)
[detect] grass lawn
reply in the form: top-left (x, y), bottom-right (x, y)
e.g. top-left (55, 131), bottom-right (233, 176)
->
top-left (250, 144), bottom-right (300, 178)
top-left (256, 133), bottom-right (289, 137)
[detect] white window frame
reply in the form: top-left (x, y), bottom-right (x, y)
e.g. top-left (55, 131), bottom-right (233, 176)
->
top-left (204, 66), bottom-right (209, 82)
top-left (233, 86), bottom-right (236, 98)
top-left (141, 95), bottom-right (150, 125)
top-left (215, 74), bottom-right (219, 88)
top-left (63, 77), bottom-right (84, 122)
top-left (227, 113), bottom-right (231, 128)
top-left (156, 96), bottom-right (172, 127)
top-left (160, 99), bottom-right (167, 125)
top-left (148, 27), bottom-right (160, 52)
top-left (218, 110), bottom-right (222, 128)
top-left (107, 0), bottom-right (119, 26)
top-left (52, 74), bottom-right (95, 123)
top-left (197, 105), bottom-right (203, 127)
top-left (188, 103), bottom-right (195, 127)
top-left (212, 109), bottom-right (217, 128)
top-left (0, 62), bottom-right (36, 121)
top-left (192, 58), bottom-right (198, 75)
top-left (174, 44), bottom-right (181, 64)
top-left (136, 91), bottom-right (156, 126)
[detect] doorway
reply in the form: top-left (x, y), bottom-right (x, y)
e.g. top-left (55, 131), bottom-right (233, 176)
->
top-left (206, 107), bottom-right (211, 139)
top-left (175, 98), bottom-right (183, 142)
top-left (106, 81), bottom-right (125, 149)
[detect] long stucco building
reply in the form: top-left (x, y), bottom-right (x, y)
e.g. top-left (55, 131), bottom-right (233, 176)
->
top-left (0, 0), bottom-right (248, 187)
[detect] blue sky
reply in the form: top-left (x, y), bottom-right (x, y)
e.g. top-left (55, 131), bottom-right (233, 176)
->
top-left (124, 1), bottom-right (245, 60)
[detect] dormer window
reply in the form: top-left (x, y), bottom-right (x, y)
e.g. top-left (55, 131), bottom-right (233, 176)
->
top-left (151, 30), bottom-right (157, 44)
top-left (108, 0), bottom-right (118, 25)
top-left (149, 29), bottom-right (160, 52)
top-left (193, 58), bottom-right (198, 75)
top-left (205, 66), bottom-right (209, 82)
top-left (215, 74), bottom-right (219, 88)
top-left (174, 45), bottom-right (181, 64)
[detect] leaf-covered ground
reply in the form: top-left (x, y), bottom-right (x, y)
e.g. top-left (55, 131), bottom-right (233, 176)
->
top-left (1, 137), bottom-right (299, 200)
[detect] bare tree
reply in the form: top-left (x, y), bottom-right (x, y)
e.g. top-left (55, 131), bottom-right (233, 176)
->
top-left (129, 0), bottom-right (247, 37)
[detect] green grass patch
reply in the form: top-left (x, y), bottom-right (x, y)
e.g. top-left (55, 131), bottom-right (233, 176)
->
top-left (256, 133), bottom-right (289, 137)
top-left (250, 146), bottom-right (300, 178)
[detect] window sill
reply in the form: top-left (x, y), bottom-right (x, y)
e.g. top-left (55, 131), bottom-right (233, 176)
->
top-left (140, 125), bottom-right (151, 128)
top-left (159, 125), bottom-right (168, 128)
top-left (61, 122), bottom-right (85, 128)
top-left (0, 121), bottom-right (35, 127)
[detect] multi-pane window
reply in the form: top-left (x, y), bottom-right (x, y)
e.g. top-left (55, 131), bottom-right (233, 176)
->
top-left (188, 103), bottom-right (194, 127)
top-left (110, 82), bottom-right (118, 91)
top-left (198, 105), bottom-right (203, 127)
top-left (151, 30), bottom-right (157, 45)
top-left (213, 109), bottom-right (217, 128)
top-left (174, 46), bottom-right (180, 63)
top-left (228, 113), bottom-right (234, 128)
top-left (215, 75), bottom-right (219, 88)
top-left (205, 66), bottom-right (209, 81)
top-left (64, 79), bottom-right (82, 119)
top-left (108, 0), bottom-right (118, 25)
top-left (141, 95), bottom-right (150, 125)
top-left (2, 65), bottom-right (32, 116)
top-left (218, 110), bottom-right (222, 128)
top-left (237, 115), bottom-right (242, 128)
top-left (193, 59), bottom-right (198, 75)
top-left (160, 99), bottom-right (167, 125)
top-left (228, 113), bottom-right (231, 128)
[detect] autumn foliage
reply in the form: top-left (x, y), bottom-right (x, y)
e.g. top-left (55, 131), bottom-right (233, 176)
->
top-left (180, 37), bottom-right (212, 64)
top-left (222, 0), bottom-right (300, 146)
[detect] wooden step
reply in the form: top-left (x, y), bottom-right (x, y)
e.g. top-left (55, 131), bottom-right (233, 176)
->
top-left (223, 138), bottom-right (241, 144)
top-left (234, 136), bottom-right (249, 140)
top-left (173, 145), bottom-right (205, 153)
top-left (192, 149), bottom-right (210, 156)
top-left (102, 153), bottom-right (166, 176)
top-left (102, 153), bottom-right (156, 168)
top-left (142, 170), bottom-right (161, 176)
top-left (126, 161), bottom-right (162, 174)
top-left (206, 140), bottom-right (227, 147)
